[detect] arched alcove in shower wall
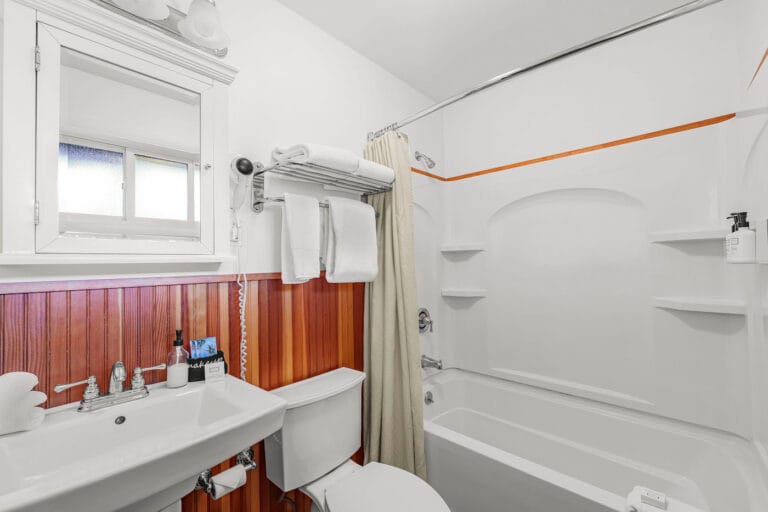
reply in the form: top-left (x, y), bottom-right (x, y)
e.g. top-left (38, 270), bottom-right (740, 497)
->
top-left (469, 188), bottom-right (653, 405)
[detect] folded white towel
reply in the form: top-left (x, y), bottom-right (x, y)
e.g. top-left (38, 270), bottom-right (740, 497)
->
top-left (281, 193), bottom-right (321, 285)
top-left (272, 144), bottom-right (359, 174)
top-left (355, 158), bottom-right (395, 184)
top-left (0, 372), bottom-right (47, 436)
top-left (325, 197), bottom-right (378, 283)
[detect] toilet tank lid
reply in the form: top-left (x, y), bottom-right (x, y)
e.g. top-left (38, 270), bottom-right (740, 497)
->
top-left (270, 368), bottom-right (365, 409)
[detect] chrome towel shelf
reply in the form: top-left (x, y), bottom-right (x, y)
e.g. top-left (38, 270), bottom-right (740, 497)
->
top-left (251, 161), bottom-right (393, 213)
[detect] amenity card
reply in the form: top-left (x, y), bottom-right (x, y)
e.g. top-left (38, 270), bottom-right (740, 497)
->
top-left (190, 336), bottom-right (218, 359)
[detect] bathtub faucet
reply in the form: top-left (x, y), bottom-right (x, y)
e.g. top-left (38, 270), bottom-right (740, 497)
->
top-left (421, 355), bottom-right (443, 370)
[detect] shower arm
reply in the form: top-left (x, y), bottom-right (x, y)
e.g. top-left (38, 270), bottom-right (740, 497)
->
top-left (367, 0), bottom-right (722, 140)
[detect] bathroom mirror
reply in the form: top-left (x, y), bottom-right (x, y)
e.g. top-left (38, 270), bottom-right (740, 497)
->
top-left (35, 23), bottom-right (215, 255)
top-left (58, 48), bottom-right (201, 237)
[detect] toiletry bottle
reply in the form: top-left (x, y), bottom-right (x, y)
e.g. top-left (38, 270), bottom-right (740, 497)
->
top-left (725, 212), bottom-right (756, 264)
top-left (167, 329), bottom-right (190, 388)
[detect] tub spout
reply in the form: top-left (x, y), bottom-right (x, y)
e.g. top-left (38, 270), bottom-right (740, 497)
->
top-left (421, 355), bottom-right (443, 370)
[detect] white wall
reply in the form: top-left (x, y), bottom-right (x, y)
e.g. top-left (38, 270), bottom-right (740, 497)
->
top-left (412, 0), bottom-right (768, 449)
top-left (220, 0), bottom-right (443, 274)
top-left (0, 0), bottom-right (441, 281)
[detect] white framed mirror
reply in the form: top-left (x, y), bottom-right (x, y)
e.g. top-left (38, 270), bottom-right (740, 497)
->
top-left (35, 22), bottom-right (215, 255)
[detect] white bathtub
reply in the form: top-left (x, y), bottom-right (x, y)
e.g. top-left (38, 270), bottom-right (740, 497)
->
top-left (423, 369), bottom-right (768, 512)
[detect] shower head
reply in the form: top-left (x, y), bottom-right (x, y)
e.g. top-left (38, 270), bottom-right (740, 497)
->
top-left (415, 151), bottom-right (436, 169)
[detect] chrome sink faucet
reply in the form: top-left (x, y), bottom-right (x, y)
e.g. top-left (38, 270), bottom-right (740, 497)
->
top-left (109, 361), bottom-right (127, 394)
top-left (54, 361), bottom-right (167, 412)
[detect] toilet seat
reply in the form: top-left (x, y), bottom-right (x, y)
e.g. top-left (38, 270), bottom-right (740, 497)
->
top-left (323, 462), bottom-right (450, 512)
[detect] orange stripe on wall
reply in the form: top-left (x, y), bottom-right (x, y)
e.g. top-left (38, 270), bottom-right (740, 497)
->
top-left (411, 166), bottom-right (448, 181)
top-left (410, 113), bottom-right (736, 183)
top-left (750, 48), bottom-right (768, 87)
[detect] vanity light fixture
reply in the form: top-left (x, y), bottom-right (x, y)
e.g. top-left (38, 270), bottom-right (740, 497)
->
top-left (111, 0), bottom-right (170, 20)
top-left (177, 0), bottom-right (230, 51)
top-left (91, 0), bottom-right (229, 57)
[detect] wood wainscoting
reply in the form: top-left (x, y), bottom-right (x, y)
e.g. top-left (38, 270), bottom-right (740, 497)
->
top-left (0, 273), bottom-right (366, 512)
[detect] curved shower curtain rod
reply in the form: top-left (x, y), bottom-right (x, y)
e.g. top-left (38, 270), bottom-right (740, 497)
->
top-left (367, 0), bottom-right (723, 141)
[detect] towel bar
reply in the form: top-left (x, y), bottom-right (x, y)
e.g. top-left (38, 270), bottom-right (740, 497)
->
top-left (251, 161), bottom-right (392, 213)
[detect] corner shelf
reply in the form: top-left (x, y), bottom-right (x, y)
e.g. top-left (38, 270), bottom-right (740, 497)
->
top-left (441, 288), bottom-right (487, 298)
top-left (652, 296), bottom-right (747, 316)
top-left (440, 243), bottom-right (485, 253)
top-left (649, 229), bottom-right (729, 243)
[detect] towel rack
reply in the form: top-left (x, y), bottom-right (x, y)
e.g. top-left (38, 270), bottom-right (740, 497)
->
top-left (251, 161), bottom-right (393, 213)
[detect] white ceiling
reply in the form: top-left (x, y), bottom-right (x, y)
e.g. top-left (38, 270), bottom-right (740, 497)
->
top-left (276, 0), bottom-right (695, 99)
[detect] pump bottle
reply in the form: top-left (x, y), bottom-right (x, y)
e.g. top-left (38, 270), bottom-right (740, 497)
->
top-left (725, 212), bottom-right (756, 264)
top-left (167, 329), bottom-right (190, 388)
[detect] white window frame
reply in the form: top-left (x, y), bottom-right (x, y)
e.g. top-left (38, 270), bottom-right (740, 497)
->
top-left (35, 23), bottom-right (216, 255)
top-left (58, 135), bottom-right (201, 239)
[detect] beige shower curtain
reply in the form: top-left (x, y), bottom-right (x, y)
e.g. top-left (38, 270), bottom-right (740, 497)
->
top-left (363, 131), bottom-right (426, 479)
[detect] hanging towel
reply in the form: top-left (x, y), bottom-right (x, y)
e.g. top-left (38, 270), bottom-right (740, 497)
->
top-left (0, 372), bottom-right (47, 436)
top-left (355, 158), bottom-right (395, 184)
top-left (325, 197), bottom-right (378, 283)
top-left (272, 144), bottom-right (359, 174)
top-left (281, 193), bottom-right (321, 285)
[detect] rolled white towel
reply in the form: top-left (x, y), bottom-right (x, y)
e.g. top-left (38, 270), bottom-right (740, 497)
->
top-left (0, 372), bottom-right (47, 436)
top-left (355, 158), bottom-right (395, 184)
top-left (17, 390), bottom-right (47, 409)
top-left (3, 407), bottom-right (46, 433)
top-left (272, 144), bottom-right (359, 174)
top-left (0, 372), bottom-right (37, 398)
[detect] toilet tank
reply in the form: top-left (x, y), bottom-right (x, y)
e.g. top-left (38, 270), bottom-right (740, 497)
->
top-left (265, 367), bottom-right (366, 491)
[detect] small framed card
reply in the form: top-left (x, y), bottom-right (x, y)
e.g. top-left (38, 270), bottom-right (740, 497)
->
top-left (190, 336), bottom-right (218, 359)
top-left (204, 361), bottom-right (226, 382)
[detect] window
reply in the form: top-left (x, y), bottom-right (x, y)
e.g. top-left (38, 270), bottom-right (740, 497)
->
top-left (57, 137), bottom-right (200, 240)
top-left (134, 155), bottom-right (190, 221)
top-left (58, 141), bottom-right (124, 217)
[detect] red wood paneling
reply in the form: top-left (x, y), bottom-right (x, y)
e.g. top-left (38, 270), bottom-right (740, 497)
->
top-left (48, 292), bottom-right (69, 406)
top-left (0, 273), bottom-right (365, 512)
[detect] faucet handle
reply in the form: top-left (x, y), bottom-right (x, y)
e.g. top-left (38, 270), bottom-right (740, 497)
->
top-left (131, 364), bottom-right (167, 390)
top-left (54, 375), bottom-right (100, 400)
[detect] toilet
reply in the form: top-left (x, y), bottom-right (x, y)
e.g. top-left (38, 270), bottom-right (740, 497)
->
top-left (265, 367), bottom-right (450, 512)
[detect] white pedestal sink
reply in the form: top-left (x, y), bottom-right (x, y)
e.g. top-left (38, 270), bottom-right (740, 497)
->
top-left (0, 375), bottom-right (287, 512)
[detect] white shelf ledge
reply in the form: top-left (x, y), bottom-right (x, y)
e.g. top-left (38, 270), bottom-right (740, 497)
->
top-left (0, 254), bottom-right (228, 266)
top-left (441, 288), bottom-right (488, 298)
top-left (653, 296), bottom-right (747, 315)
top-left (650, 229), bottom-right (729, 243)
top-left (440, 243), bottom-right (485, 253)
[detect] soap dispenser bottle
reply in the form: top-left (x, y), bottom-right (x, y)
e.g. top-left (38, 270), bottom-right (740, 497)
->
top-left (167, 329), bottom-right (189, 388)
top-left (725, 212), bottom-right (756, 264)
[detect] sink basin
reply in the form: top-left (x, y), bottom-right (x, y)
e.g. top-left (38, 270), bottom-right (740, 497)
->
top-left (0, 375), bottom-right (287, 512)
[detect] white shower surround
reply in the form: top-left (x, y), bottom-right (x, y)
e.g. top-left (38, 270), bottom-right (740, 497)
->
top-left (423, 369), bottom-right (768, 512)
top-left (411, 0), bottom-right (768, 443)
top-left (408, 0), bottom-right (768, 508)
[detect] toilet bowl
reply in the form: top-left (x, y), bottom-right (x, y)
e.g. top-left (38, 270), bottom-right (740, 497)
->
top-left (264, 368), bottom-right (449, 512)
top-left (302, 459), bottom-right (448, 512)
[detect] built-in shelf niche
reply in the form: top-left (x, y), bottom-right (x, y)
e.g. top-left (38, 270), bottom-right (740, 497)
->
top-left (441, 243), bottom-right (486, 298)
top-left (440, 243), bottom-right (485, 253)
top-left (441, 288), bottom-right (488, 298)
top-left (652, 296), bottom-right (747, 315)
top-left (649, 229), bottom-right (729, 243)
